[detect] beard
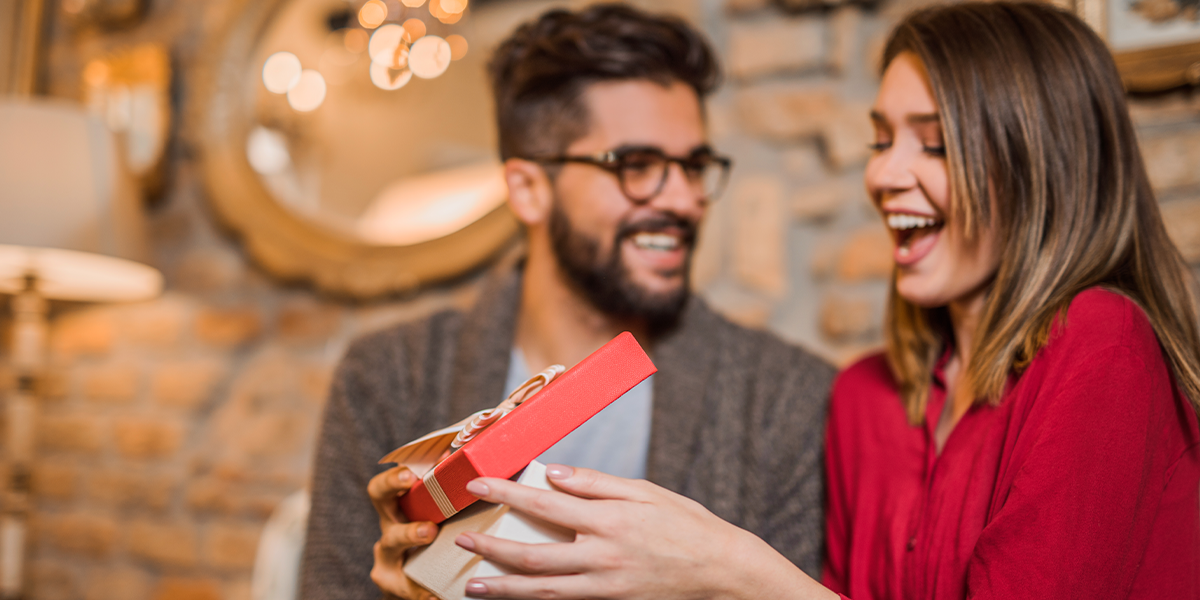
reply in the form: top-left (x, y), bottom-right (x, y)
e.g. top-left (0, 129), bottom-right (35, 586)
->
top-left (548, 201), bottom-right (696, 331)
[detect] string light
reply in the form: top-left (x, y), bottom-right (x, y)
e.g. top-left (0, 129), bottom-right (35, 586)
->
top-left (446, 34), bottom-right (468, 61)
top-left (370, 62), bottom-right (413, 90)
top-left (358, 0), bottom-right (387, 29)
top-left (402, 18), bottom-right (427, 41)
top-left (286, 69), bottom-right (327, 111)
top-left (262, 51), bottom-right (302, 94)
top-left (408, 35), bottom-right (451, 79)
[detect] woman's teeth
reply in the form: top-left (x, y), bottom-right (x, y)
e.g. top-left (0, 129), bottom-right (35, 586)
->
top-left (632, 233), bottom-right (680, 251)
top-left (886, 213), bottom-right (939, 230)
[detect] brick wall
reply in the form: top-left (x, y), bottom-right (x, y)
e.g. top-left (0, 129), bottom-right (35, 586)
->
top-left (2, 0), bottom-right (1199, 598)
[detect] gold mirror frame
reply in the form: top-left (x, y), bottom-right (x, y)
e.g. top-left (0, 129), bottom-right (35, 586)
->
top-left (194, 0), bottom-right (520, 298)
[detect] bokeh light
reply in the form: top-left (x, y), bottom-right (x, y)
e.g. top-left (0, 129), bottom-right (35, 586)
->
top-left (83, 60), bottom-right (109, 87)
top-left (401, 0), bottom-right (425, 6)
top-left (408, 35), bottom-right (451, 79)
top-left (402, 18), bottom-right (427, 41)
top-left (344, 28), bottom-right (369, 53)
top-left (369, 62), bottom-right (414, 90)
top-left (246, 126), bottom-right (292, 175)
top-left (446, 34), bottom-right (468, 61)
top-left (358, 0), bottom-right (387, 29)
top-left (287, 69), bottom-right (327, 111)
top-left (262, 51), bottom-right (302, 94)
top-left (62, 0), bottom-right (86, 15)
top-left (440, 0), bottom-right (467, 14)
top-left (369, 24), bottom-right (409, 68)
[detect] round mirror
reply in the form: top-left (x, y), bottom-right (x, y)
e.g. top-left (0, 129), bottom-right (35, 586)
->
top-left (198, 0), bottom-right (540, 297)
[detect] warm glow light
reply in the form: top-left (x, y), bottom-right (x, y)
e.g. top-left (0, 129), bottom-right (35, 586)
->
top-left (262, 51), bottom-right (302, 94)
top-left (369, 62), bottom-right (413, 90)
top-left (246, 126), bottom-right (292, 175)
top-left (408, 35), bottom-right (452, 79)
top-left (437, 10), bottom-right (462, 24)
top-left (402, 18), bottom-right (427, 40)
top-left (440, 0), bottom-right (467, 14)
top-left (62, 0), bottom-right (87, 14)
top-left (357, 162), bottom-right (507, 246)
top-left (83, 60), bottom-right (109, 87)
top-left (369, 24), bottom-right (408, 67)
top-left (358, 0), bottom-right (388, 28)
top-left (446, 34), bottom-right (468, 61)
top-left (286, 69), bottom-right (326, 111)
top-left (401, 0), bottom-right (425, 6)
top-left (344, 28), bottom-right (369, 53)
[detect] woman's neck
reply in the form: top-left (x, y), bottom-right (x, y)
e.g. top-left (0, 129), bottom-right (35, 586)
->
top-left (935, 290), bottom-right (988, 451)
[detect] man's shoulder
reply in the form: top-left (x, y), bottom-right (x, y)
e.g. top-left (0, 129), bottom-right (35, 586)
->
top-left (341, 306), bottom-right (468, 367)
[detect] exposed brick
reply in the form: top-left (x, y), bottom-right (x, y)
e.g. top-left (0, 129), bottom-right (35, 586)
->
top-left (276, 299), bottom-right (343, 345)
top-left (781, 144), bottom-right (825, 181)
top-left (793, 176), bottom-right (863, 221)
top-left (837, 225), bottom-right (894, 281)
top-left (726, 0), bottom-right (769, 12)
top-left (829, 5), bottom-right (862, 74)
top-left (152, 358), bottom-right (227, 409)
top-left (82, 362), bottom-right (141, 405)
top-left (224, 579), bottom-right (253, 600)
top-left (50, 310), bottom-right (115, 359)
top-left (124, 296), bottom-right (190, 349)
top-left (31, 460), bottom-right (78, 500)
top-left (85, 567), bottom-right (152, 600)
top-left (732, 176), bottom-right (788, 297)
top-left (691, 194), bottom-right (728, 290)
top-left (87, 469), bottom-right (177, 511)
top-left (30, 560), bottom-right (76, 600)
top-left (821, 101), bottom-right (874, 170)
top-left (194, 306), bottom-right (263, 348)
top-left (39, 512), bottom-right (119, 558)
top-left (129, 519), bottom-right (199, 568)
top-left (1162, 199), bottom-right (1200, 264)
top-left (38, 412), bottom-right (105, 454)
top-left (736, 82), bottom-right (837, 140)
top-left (174, 246), bottom-right (245, 295)
top-left (703, 285), bottom-right (773, 329)
top-left (113, 418), bottom-right (185, 460)
top-left (203, 522), bottom-right (263, 571)
top-left (820, 293), bottom-right (878, 340)
top-left (1141, 129), bottom-right (1200, 191)
top-left (728, 17), bottom-right (825, 79)
top-left (185, 477), bottom-right (289, 519)
top-left (152, 576), bottom-right (223, 600)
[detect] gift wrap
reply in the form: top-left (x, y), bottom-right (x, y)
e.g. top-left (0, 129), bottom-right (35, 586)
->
top-left (404, 461), bottom-right (573, 600)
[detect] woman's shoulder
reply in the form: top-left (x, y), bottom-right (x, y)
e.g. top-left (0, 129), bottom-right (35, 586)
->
top-left (1048, 288), bottom-right (1160, 359)
top-left (831, 352), bottom-right (900, 412)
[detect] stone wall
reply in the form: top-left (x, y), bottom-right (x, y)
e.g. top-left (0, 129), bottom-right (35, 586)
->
top-left (2, 0), bottom-right (1199, 598)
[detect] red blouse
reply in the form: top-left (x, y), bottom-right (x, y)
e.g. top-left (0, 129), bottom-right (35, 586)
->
top-left (823, 289), bottom-right (1200, 599)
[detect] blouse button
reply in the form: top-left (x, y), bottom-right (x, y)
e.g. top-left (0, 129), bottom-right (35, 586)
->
top-left (906, 537), bottom-right (916, 551)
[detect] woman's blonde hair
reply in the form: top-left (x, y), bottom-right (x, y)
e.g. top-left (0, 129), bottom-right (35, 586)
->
top-left (882, 1), bottom-right (1200, 424)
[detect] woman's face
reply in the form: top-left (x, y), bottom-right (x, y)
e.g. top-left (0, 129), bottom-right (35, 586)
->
top-left (865, 52), bottom-right (1000, 309)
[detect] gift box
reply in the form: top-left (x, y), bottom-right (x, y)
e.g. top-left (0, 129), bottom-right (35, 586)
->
top-left (403, 461), bottom-right (573, 600)
top-left (385, 331), bottom-right (656, 524)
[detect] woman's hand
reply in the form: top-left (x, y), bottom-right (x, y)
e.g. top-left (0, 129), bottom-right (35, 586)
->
top-left (367, 465), bottom-right (438, 600)
top-left (453, 465), bottom-right (835, 600)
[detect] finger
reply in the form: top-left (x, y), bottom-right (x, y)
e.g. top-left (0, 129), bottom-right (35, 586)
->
top-left (379, 521), bottom-right (439, 555)
top-left (372, 541), bottom-right (434, 600)
top-left (543, 465), bottom-right (657, 502)
top-left (467, 477), bottom-right (597, 531)
top-left (455, 532), bottom-right (583, 575)
top-left (369, 466), bottom-right (417, 523)
top-left (464, 574), bottom-right (602, 600)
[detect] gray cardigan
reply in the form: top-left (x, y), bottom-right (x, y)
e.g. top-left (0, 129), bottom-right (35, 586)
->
top-left (300, 268), bottom-right (835, 600)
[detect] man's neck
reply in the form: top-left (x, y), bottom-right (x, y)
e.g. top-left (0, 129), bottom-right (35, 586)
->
top-left (514, 252), bottom-right (648, 373)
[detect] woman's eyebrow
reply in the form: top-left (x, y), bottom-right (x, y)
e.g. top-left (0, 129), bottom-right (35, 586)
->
top-left (907, 113), bottom-right (940, 125)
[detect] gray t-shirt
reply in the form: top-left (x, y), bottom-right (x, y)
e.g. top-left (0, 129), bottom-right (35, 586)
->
top-left (505, 348), bottom-right (652, 479)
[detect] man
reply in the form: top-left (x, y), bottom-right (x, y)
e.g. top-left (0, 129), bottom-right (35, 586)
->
top-left (299, 5), bottom-right (834, 599)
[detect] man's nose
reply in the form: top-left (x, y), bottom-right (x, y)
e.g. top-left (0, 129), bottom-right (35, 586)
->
top-left (649, 162), bottom-right (707, 219)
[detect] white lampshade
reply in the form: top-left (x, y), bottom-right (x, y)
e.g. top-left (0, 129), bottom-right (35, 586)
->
top-left (0, 99), bottom-right (162, 302)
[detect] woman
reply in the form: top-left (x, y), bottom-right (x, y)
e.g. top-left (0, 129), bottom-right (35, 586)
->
top-left (454, 3), bottom-right (1200, 598)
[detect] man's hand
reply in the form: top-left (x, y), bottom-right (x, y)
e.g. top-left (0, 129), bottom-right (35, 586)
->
top-left (449, 465), bottom-right (835, 600)
top-left (368, 465), bottom-right (439, 600)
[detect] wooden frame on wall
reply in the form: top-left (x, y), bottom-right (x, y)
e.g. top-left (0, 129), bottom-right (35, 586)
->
top-left (1077, 0), bottom-right (1200, 91)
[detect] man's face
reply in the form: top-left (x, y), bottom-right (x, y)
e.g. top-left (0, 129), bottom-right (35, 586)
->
top-left (548, 80), bottom-right (710, 326)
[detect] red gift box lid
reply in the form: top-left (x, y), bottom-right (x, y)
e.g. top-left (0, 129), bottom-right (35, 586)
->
top-left (397, 331), bottom-right (656, 523)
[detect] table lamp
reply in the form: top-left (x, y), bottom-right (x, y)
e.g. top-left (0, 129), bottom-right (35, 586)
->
top-left (0, 99), bottom-right (163, 599)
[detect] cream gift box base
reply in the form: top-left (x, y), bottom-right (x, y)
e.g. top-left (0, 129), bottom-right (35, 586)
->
top-left (404, 461), bottom-right (575, 600)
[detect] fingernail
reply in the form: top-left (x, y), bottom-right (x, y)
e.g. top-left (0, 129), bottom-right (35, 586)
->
top-left (466, 479), bottom-right (490, 497)
top-left (465, 581), bottom-right (488, 596)
top-left (397, 469), bottom-right (414, 485)
top-left (455, 533), bottom-right (475, 550)
top-left (418, 523), bottom-right (437, 541)
top-left (546, 464), bottom-right (573, 480)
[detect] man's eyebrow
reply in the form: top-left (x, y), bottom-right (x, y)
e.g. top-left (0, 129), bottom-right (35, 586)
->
top-left (609, 143), bottom-right (715, 156)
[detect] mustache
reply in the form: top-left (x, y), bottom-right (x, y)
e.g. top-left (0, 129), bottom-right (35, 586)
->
top-left (615, 213), bottom-right (699, 247)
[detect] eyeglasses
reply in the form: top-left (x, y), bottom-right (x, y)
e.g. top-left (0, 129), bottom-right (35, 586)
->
top-left (528, 145), bottom-right (733, 204)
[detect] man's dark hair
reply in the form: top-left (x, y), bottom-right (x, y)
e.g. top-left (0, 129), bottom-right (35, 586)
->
top-left (488, 3), bottom-right (721, 161)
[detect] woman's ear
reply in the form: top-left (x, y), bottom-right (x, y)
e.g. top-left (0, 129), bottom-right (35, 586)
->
top-left (504, 159), bottom-right (553, 226)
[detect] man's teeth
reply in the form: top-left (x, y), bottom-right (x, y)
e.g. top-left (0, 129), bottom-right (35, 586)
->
top-left (886, 213), bottom-right (939, 230)
top-left (632, 233), bottom-right (680, 251)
